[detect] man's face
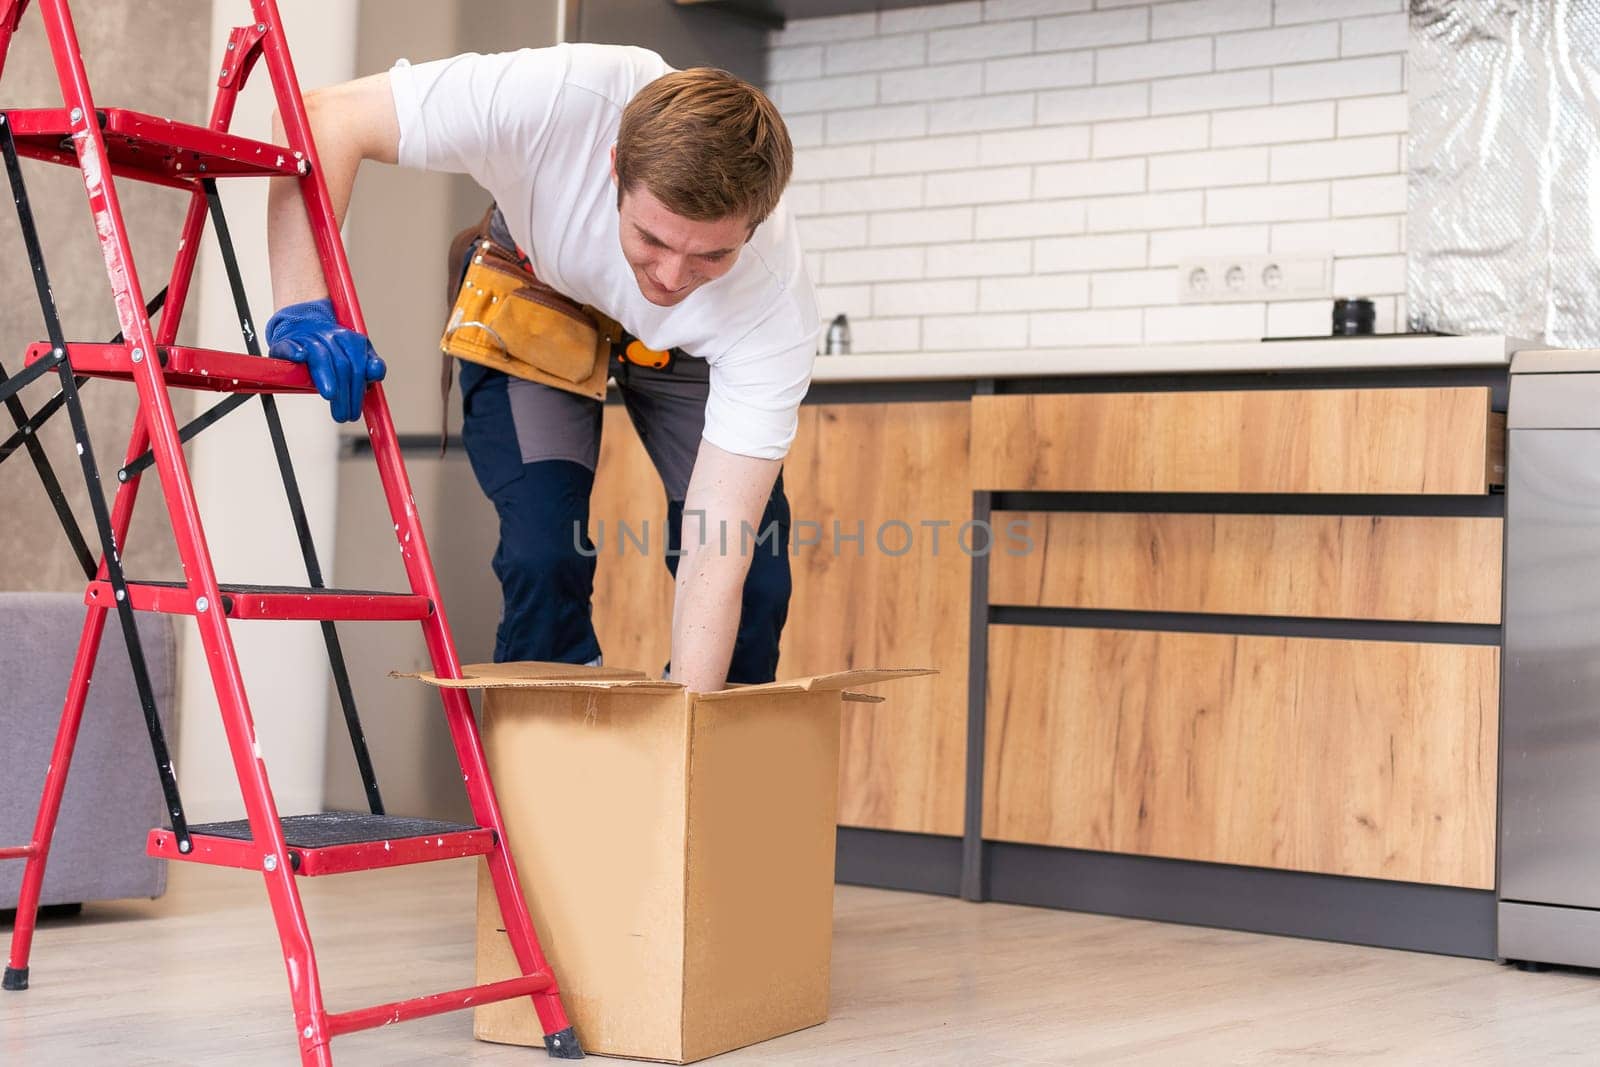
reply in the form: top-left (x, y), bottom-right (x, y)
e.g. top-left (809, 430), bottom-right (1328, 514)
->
top-left (613, 152), bottom-right (750, 307)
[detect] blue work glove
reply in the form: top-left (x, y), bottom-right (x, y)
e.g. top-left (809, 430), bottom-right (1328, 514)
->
top-left (264, 297), bottom-right (386, 423)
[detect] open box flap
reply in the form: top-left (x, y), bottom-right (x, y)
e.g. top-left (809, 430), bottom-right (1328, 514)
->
top-left (694, 667), bottom-right (936, 703)
top-left (395, 660), bottom-right (680, 694)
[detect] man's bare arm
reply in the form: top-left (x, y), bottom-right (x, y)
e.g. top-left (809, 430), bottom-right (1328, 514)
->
top-left (268, 72), bottom-right (400, 307)
top-left (671, 439), bottom-right (783, 692)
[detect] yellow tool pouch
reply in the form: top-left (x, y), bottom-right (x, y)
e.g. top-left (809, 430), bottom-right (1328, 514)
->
top-left (441, 239), bottom-right (613, 402)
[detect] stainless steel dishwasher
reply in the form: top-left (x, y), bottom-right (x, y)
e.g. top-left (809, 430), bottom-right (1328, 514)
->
top-left (1500, 350), bottom-right (1600, 967)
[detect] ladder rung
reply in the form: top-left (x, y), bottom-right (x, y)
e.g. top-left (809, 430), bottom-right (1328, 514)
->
top-left (325, 972), bottom-right (556, 1038)
top-left (3, 107), bottom-right (305, 189)
top-left (25, 341), bottom-right (315, 394)
top-left (147, 813), bottom-right (493, 877)
top-left (88, 580), bottom-right (434, 622)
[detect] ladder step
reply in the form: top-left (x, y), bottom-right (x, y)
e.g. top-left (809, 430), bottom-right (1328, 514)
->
top-left (148, 813), bottom-right (493, 877)
top-left (3, 107), bottom-right (305, 189)
top-left (25, 341), bottom-right (315, 394)
top-left (88, 580), bottom-right (434, 622)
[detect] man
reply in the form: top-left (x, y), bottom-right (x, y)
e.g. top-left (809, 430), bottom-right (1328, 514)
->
top-left (264, 44), bottom-right (818, 693)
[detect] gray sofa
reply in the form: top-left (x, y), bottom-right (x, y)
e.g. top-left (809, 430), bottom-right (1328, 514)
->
top-left (2, 592), bottom-right (176, 908)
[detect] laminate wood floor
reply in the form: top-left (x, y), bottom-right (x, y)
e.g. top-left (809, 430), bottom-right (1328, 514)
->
top-left (2, 861), bottom-right (1596, 1065)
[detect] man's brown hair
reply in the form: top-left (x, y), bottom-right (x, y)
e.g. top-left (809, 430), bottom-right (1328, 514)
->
top-left (615, 67), bottom-right (793, 229)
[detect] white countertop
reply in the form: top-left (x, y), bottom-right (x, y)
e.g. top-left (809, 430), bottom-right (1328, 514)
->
top-left (1510, 348), bottom-right (1600, 374)
top-left (810, 335), bottom-right (1532, 384)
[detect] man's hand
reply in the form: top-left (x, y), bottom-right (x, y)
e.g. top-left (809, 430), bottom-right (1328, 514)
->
top-left (265, 298), bottom-right (386, 423)
top-left (671, 439), bottom-right (783, 692)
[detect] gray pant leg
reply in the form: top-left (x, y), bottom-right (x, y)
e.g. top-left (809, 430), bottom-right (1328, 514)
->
top-left (506, 376), bottom-right (602, 470)
top-left (614, 355), bottom-right (711, 501)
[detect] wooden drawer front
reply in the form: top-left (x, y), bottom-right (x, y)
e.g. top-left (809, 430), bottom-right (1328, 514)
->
top-left (988, 512), bottom-right (1504, 623)
top-left (591, 406), bottom-right (676, 674)
top-left (971, 388), bottom-right (1501, 494)
top-left (780, 402), bottom-right (972, 838)
top-left (983, 625), bottom-right (1499, 888)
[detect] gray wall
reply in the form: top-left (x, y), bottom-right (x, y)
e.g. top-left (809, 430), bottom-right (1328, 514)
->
top-left (0, 3), bottom-right (209, 590)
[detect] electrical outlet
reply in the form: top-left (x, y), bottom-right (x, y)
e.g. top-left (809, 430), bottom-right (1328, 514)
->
top-left (1177, 254), bottom-right (1332, 304)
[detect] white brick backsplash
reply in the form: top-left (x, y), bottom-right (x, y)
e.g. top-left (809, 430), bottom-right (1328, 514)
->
top-left (849, 317), bottom-right (922, 352)
top-left (1036, 233), bottom-right (1149, 271)
top-left (825, 34), bottom-right (927, 76)
top-left (814, 284), bottom-right (874, 321)
top-left (927, 166), bottom-right (1033, 205)
top-left (1207, 181), bottom-right (1329, 224)
top-left (881, 63), bottom-right (984, 103)
top-left (1331, 173), bottom-right (1406, 216)
top-left (874, 278), bottom-right (980, 317)
top-left (1148, 223), bottom-right (1271, 264)
top-left (824, 175), bottom-right (925, 214)
top-left (784, 182), bottom-right (822, 217)
top-left (873, 134), bottom-right (982, 175)
top-left (1333, 253), bottom-right (1405, 295)
top-left (984, 0), bottom-right (1093, 20)
top-left (1211, 101), bottom-right (1336, 146)
top-left (770, 13), bottom-right (877, 48)
top-left (1270, 216), bottom-right (1402, 256)
top-left (1035, 157), bottom-right (1146, 199)
top-left (1036, 8), bottom-right (1150, 51)
top-left (786, 113), bottom-right (825, 149)
top-left (1096, 37), bottom-right (1212, 84)
top-left (1144, 303), bottom-right (1266, 343)
top-left (794, 145), bottom-right (874, 183)
top-left (879, 1), bottom-right (982, 33)
top-left (930, 93), bottom-right (1036, 134)
top-left (928, 20), bottom-right (1033, 63)
top-left (870, 206), bottom-right (976, 246)
top-left (985, 51), bottom-right (1095, 94)
top-left (1093, 114), bottom-right (1208, 158)
top-left (1088, 190), bottom-right (1204, 233)
top-left (781, 74), bottom-right (878, 114)
top-left (923, 314), bottom-right (1030, 350)
top-left (927, 239), bottom-right (1034, 277)
top-left (1270, 135), bottom-right (1398, 182)
top-left (1273, 56), bottom-right (1403, 104)
top-left (1338, 94), bottom-right (1407, 136)
top-left (826, 247), bottom-right (926, 284)
top-left (1151, 69), bottom-right (1271, 116)
top-left (979, 125), bottom-right (1092, 167)
top-left (799, 214), bottom-right (869, 251)
top-left (1274, 0), bottom-right (1402, 26)
top-left (1266, 298), bottom-right (1336, 338)
top-left (979, 273), bottom-right (1092, 311)
top-left (1341, 12), bottom-right (1408, 57)
top-left (769, 0), bottom-right (1407, 354)
top-left (1149, 147), bottom-right (1269, 191)
top-left (1093, 267), bottom-right (1180, 307)
top-left (1030, 308), bottom-right (1144, 346)
top-left (1151, 0), bottom-right (1271, 40)
top-left (976, 199), bottom-right (1089, 239)
top-left (769, 46), bottom-right (823, 83)
top-left (827, 104), bottom-right (929, 146)
top-left (1216, 23), bottom-right (1339, 70)
top-left (1037, 83), bottom-right (1151, 124)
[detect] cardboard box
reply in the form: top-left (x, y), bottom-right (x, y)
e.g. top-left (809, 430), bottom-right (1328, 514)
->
top-left (406, 662), bottom-right (932, 1064)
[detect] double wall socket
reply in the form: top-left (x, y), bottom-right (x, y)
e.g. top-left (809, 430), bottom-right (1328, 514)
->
top-left (1176, 254), bottom-right (1332, 304)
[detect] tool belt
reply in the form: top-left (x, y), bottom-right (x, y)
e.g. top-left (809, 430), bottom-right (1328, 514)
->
top-left (442, 207), bottom-right (616, 405)
top-left (439, 207), bottom-right (676, 452)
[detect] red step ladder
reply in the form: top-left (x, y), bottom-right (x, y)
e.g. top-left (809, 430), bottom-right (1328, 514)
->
top-left (0, 2), bottom-right (582, 1062)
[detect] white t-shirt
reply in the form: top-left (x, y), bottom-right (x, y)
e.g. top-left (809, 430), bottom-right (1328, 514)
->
top-left (388, 43), bottom-right (819, 461)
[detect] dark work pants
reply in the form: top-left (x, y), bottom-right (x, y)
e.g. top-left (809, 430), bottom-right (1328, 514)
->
top-left (457, 358), bottom-right (792, 684)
